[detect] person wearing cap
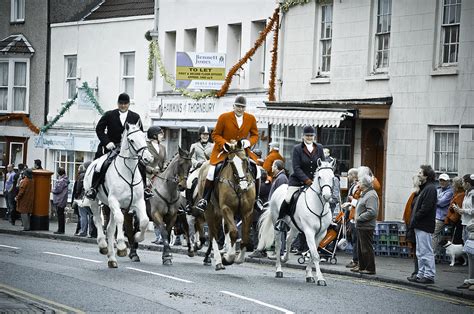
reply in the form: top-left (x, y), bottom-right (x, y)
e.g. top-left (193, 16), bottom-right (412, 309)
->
top-left (262, 142), bottom-right (284, 179)
top-left (195, 95), bottom-right (260, 212)
top-left (86, 93), bottom-right (152, 200)
top-left (274, 125), bottom-right (325, 232)
top-left (453, 174), bottom-right (474, 290)
top-left (15, 168), bottom-right (34, 231)
top-left (432, 173), bottom-right (453, 254)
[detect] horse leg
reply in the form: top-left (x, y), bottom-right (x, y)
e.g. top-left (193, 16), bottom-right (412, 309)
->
top-left (132, 200), bottom-right (148, 244)
top-left (90, 201), bottom-right (107, 255)
top-left (186, 214), bottom-right (196, 254)
top-left (275, 229), bottom-right (283, 278)
top-left (303, 229), bottom-right (320, 284)
top-left (312, 231), bottom-right (328, 286)
top-left (222, 210), bottom-right (238, 265)
top-left (282, 227), bottom-right (299, 263)
top-left (106, 212), bottom-right (118, 268)
top-left (153, 211), bottom-right (172, 265)
top-left (108, 199), bottom-right (127, 258)
top-left (123, 212), bottom-right (140, 262)
top-left (183, 215), bottom-right (194, 257)
top-left (235, 210), bottom-right (252, 264)
top-left (203, 240), bottom-right (212, 266)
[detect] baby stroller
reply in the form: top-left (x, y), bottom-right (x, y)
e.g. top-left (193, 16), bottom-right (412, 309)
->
top-left (297, 211), bottom-right (347, 265)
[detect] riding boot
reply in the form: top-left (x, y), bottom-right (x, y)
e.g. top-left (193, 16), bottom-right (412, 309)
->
top-left (254, 178), bottom-right (263, 212)
top-left (196, 179), bottom-right (213, 212)
top-left (139, 163), bottom-right (153, 201)
top-left (185, 188), bottom-right (193, 213)
top-left (85, 171), bottom-right (103, 200)
top-left (275, 200), bottom-right (290, 232)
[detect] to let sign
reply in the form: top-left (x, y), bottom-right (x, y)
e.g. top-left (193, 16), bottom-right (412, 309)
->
top-left (176, 52), bottom-right (226, 90)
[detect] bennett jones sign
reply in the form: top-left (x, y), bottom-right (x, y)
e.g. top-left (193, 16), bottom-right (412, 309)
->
top-left (176, 52), bottom-right (226, 90)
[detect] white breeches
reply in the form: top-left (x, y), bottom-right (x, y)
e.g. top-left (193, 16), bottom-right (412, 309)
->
top-left (206, 163), bottom-right (261, 181)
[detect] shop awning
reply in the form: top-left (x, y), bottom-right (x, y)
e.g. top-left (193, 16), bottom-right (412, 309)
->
top-left (255, 109), bottom-right (352, 127)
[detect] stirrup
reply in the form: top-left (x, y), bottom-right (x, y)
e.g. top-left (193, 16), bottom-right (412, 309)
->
top-left (196, 199), bottom-right (207, 212)
top-left (85, 188), bottom-right (97, 200)
top-left (144, 188), bottom-right (154, 201)
top-left (274, 219), bottom-right (290, 232)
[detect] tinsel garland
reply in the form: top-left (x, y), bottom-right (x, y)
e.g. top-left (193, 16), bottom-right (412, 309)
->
top-left (0, 113), bottom-right (40, 134)
top-left (280, 0), bottom-right (313, 12)
top-left (216, 7), bottom-right (280, 98)
top-left (268, 12), bottom-right (280, 101)
top-left (82, 81), bottom-right (104, 116)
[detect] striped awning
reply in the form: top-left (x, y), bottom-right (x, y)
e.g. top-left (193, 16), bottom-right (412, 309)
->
top-left (255, 109), bottom-right (352, 127)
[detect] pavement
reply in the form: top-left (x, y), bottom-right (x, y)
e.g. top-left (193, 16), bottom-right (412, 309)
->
top-left (1, 217), bottom-right (473, 303)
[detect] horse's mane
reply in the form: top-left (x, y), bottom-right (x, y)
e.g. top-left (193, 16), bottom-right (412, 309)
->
top-left (162, 151), bottom-right (180, 172)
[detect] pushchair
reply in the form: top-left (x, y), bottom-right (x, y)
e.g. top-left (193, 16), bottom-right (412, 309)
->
top-left (297, 211), bottom-right (347, 265)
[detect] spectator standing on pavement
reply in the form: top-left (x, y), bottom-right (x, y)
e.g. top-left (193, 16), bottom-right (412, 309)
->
top-left (444, 177), bottom-right (465, 244)
top-left (15, 168), bottom-right (34, 231)
top-left (403, 174), bottom-right (422, 280)
top-left (407, 165), bottom-right (438, 285)
top-left (262, 143), bottom-right (284, 179)
top-left (432, 173), bottom-right (453, 255)
top-left (3, 164), bottom-right (16, 221)
top-left (352, 167), bottom-right (378, 275)
top-left (52, 167), bottom-right (69, 235)
top-left (453, 174), bottom-right (474, 290)
top-left (33, 159), bottom-right (43, 170)
top-left (10, 163), bottom-right (26, 225)
top-left (73, 163), bottom-right (90, 237)
top-left (342, 167), bottom-right (359, 269)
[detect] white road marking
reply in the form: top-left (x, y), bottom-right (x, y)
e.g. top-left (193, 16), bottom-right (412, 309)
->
top-left (220, 290), bottom-right (294, 314)
top-left (126, 267), bottom-right (193, 283)
top-left (0, 244), bottom-right (20, 249)
top-left (43, 252), bottom-right (102, 263)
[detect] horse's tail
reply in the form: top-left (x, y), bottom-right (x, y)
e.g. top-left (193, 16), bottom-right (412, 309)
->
top-left (257, 204), bottom-right (275, 251)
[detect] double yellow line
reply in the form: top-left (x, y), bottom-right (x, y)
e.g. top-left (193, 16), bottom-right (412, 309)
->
top-left (0, 283), bottom-right (84, 313)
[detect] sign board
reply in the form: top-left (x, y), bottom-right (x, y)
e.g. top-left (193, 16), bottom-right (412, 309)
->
top-left (176, 52), bottom-right (226, 90)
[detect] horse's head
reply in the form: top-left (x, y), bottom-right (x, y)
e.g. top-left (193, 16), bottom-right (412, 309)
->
top-left (315, 158), bottom-right (336, 202)
top-left (176, 146), bottom-right (193, 191)
top-left (123, 122), bottom-right (153, 163)
top-left (224, 140), bottom-right (251, 191)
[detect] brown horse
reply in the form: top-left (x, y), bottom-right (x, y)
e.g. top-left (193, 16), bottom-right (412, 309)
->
top-left (197, 140), bottom-right (256, 270)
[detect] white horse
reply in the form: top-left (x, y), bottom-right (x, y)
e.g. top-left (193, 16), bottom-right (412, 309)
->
top-left (82, 122), bottom-right (153, 268)
top-left (257, 159), bottom-right (335, 285)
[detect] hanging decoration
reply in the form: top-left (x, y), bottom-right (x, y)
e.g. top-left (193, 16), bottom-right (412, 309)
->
top-left (268, 11), bottom-right (280, 101)
top-left (216, 7), bottom-right (280, 98)
top-left (147, 7), bottom-right (281, 101)
top-left (0, 113), bottom-right (40, 134)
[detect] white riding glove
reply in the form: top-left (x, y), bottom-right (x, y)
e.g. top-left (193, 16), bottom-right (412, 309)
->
top-left (106, 142), bottom-right (116, 150)
top-left (241, 139), bottom-right (251, 149)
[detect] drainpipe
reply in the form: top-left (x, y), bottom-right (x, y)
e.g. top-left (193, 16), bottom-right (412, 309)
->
top-left (45, 0), bottom-right (51, 126)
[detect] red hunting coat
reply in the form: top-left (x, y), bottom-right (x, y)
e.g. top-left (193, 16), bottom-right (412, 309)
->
top-left (209, 111), bottom-right (259, 165)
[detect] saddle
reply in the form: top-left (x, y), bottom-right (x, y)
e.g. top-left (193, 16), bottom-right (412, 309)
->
top-left (288, 186), bottom-right (307, 217)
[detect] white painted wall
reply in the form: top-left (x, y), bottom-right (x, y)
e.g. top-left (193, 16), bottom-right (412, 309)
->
top-left (279, 0), bottom-right (474, 220)
top-left (49, 16), bottom-right (154, 129)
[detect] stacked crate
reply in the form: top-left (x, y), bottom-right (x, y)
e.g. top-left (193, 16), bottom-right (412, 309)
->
top-left (398, 224), bottom-right (412, 258)
top-left (374, 223), bottom-right (389, 256)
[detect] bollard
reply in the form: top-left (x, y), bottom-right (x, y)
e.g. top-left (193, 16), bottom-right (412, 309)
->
top-left (31, 169), bottom-right (54, 230)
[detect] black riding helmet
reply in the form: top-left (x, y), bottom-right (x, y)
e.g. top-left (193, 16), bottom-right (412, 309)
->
top-left (198, 126), bottom-right (210, 134)
top-left (147, 126), bottom-right (163, 140)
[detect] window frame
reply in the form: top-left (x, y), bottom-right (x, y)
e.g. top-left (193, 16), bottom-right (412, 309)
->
top-left (433, 0), bottom-right (462, 71)
top-left (313, 1), bottom-right (333, 78)
top-left (52, 150), bottom-right (93, 200)
top-left (65, 55), bottom-right (77, 101)
top-left (120, 52), bottom-right (135, 100)
top-left (0, 57), bottom-right (30, 114)
top-left (10, 0), bottom-right (25, 23)
top-left (373, 0), bottom-right (392, 73)
top-left (440, 0), bottom-right (461, 66)
top-left (430, 127), bottom-right (459, 176)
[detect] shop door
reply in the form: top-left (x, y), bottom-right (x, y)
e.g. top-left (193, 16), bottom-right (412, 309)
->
top-left (362, 120), bottom-right (386, 221)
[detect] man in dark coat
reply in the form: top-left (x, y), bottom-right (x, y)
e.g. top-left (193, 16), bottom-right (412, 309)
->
top-left (86, 93), bottom-right (151, 200)
top-left (407, 164), bottom-right (438, 284)
top-left (275, 125), bottom-right (325, 231)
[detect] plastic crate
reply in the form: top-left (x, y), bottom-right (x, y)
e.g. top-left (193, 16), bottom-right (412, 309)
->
top-left (377, 245), bottom-right (389, 253)
top-left (398, 224), bottom-right (407, 232)
top-left (377, 223), bottom-right (389, 232)
top-left (399, 241), bottom-right (408, 247)
top-left (376, 251), bottom-right (389, 256)
top-left (389, 240), bottom-right (399, 246)
top-left (389, 246), bottom-right (399, 253)
top-left (399, 235), bottom-right (406, 243)
top-left (400, 253), bottom-right (410, 259)
top-left (399, 247), bottom-right (411, 254)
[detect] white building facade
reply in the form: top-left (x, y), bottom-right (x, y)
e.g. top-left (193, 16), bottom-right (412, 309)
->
top-left (274, 0), bottom-right (474, 220)
top-left (150, 0), bottom-right (277, 157)
top-left (46, 5), bottom-right (154, 184)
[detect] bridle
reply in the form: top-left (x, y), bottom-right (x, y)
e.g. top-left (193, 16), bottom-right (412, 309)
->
top-left (119, 128), bottom-right (147, 160)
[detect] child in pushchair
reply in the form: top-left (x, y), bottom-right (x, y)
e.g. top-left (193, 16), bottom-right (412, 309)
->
top-left (297, 211), bottom-right (347, 264)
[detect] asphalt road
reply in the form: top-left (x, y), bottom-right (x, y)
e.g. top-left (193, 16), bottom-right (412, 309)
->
top-left (0, 234), bottom-right (473, 313)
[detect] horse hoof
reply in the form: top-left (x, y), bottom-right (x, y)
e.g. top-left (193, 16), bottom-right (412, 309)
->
top-left (99, 247), bottom-right (108, 255)
top-left (317, 280), bottom-right (327, 286)
top-left (275, 271), bottom-right (283, 278)
top-left (117, 249), bottom-right (127, 257)
top-left (306, 277), bottom-right (316, 284)
top-left (163, 259), bottom-right (173, 266)
top-left (221, 257), bottom-right (234, 266)
top-left (203, 257), bottom-right (212, 266)
top-left (215, 263), bottom-right (225, 271)
top-left (108, 261), bottom-right (118, 268)
top-left (129, 255), bottom-right (140, 262)
top-left (188, 251), bottom-right (195, 257)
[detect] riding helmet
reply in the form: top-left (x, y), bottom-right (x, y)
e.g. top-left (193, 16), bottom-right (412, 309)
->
top-left (234, 95), bottom-right (247, 106)
top-left (303, 125), bottom-right (316, 135)
top-left (147, 125), bottom-right (163, 139)
top-left (198, 126), bottom-right (210, 134)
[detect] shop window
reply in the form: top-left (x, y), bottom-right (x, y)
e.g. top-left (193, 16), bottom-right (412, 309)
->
top-left (52, 150), bottom-right (93, 199)
top-left (0, 137), bottom-right (27, 170)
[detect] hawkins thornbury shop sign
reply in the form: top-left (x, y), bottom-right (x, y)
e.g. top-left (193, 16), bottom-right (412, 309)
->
top-left (176, 52), bottom-right (226, 90)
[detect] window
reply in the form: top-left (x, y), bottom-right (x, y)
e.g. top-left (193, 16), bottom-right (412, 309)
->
top-left (227, 23), bottom-right (242, 88)
top-left (0, 58), bottom-right (29, 113)
top-left (374, 0), bottom-right (392, 71)
top-left (184, 29), bottom-right (197, 52)
top-left (250, 20), bottom-right (267, 88)
top-left (318, 4), bottom-right (332, 76)
top-left (441, 0), bottom-right (461, 65)
top-left (121, 52), bottom-right (135, 99)
top-left (11, 0), bottom-right (25, 23)
top-left (432, 128), bottom-right (459, 175)
top-left (204, 26), bottom-right (218, 53)
top-left (52, 150), bottom-right (93, 198)
top-left (0, 136), bottom-right (27, 170)
top-left (65, 56), bottom-right (77, 100)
